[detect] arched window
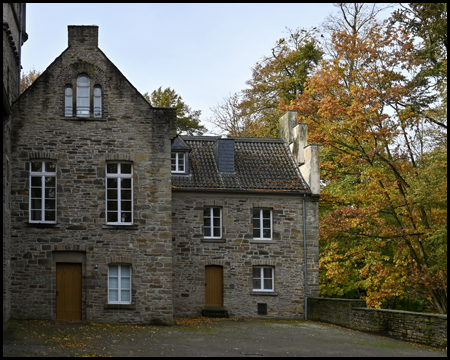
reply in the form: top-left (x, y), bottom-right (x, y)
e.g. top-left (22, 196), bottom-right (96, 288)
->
top-left (93, 86), bottom-right (102, 117)
top-left (65, 86), bottom-right (73, 117)
top-left (76, 75), bottom-right (90, 117)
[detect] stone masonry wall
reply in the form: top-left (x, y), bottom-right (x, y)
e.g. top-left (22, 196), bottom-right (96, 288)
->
top-left (172, 191), bottom-right (319, 319)
top-left (10, 26), bottom-right (176, 324)
top-left (308, 297), bottom-right (447, 348)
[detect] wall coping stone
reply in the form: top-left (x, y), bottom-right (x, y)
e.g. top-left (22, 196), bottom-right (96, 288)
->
top-left (352, 307), bottom-right (447, 319)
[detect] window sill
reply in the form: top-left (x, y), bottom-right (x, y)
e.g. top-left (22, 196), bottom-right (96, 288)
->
top-left (102, 224), bottom-right (138, 230)
top-left (250, 291), bottom-right (278, 296)
top-left (26, 222), bottom-right (61, 228)
top-left (61, 117), bottom-right (107, 121)
top-left (201, 238), bottom-right (226, 243)
top-left (104, 304), bottom-right (136, 310)
top-left (250, 240), bottom-right (277, 244)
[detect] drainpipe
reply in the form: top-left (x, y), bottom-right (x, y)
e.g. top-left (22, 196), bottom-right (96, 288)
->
top-left (303, 194), bottom-right (308, 320)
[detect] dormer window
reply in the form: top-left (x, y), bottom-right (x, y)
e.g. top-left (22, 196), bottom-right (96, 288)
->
top-left (171, 136), bottom-right (191, 175)
top-left (171, 153), bottom-right (185, 173)
top-left (76, 75), bottom-right (90, 117)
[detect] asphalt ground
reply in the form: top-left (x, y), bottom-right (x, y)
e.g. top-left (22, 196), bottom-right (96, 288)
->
top-left (3, 317), bottom-right (447, 357)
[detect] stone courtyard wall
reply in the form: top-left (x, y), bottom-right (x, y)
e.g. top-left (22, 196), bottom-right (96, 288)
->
top-left (308, 297), bottom-right (447, 348)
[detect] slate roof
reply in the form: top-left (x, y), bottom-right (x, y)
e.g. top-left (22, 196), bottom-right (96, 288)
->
top-left (171, 136), bottom-right (310, 193)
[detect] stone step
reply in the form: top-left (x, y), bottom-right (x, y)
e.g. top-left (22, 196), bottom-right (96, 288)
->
top-left (202, 307), bottom-right (229, 318)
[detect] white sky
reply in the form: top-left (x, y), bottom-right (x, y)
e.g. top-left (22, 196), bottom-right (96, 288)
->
top-left (22, 3), bottom-right (342, 133)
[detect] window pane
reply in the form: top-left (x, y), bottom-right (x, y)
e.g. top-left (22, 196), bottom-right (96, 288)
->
top-left (253, 209), bottom-right (261, 219)
top-left (109, 277), bottom-right (118, 289)
top-left (107, 200), bottom-right (118, 211)
top-left (65, 87), bottom-right (73, 96)
top-left (107, 178), bottom-right (117, 189)
top-left (121, 179), bottom-right (132, 189)
top-left (45, 176), bottom-right (55, 187)
top-left (264, 279), bottom-right (273, 290)
top-left (31, 161), bottom-right (42, 172)
top-left (45, 188), bottom-right (56, 198)
top-left (121, 290), bottom-right (130, 302)
top-left (213, 227), bottom-right (221, 237)
top-left (213, 208), bottom-right (221, 217)
top-left (263, 219), bottom-right (271, 228)
top-left (78, 87), bottom-right (89, 97)
top-left (253, 268), bottom-right (260, 278)
top-left (109, 290), bottom-right (118, 302)
top-left (253, 228), bottom-right (260, 238)
top-left (107, 190), bottom-right (118, 200)
top-left (121, 212), bottom-right (132, 222)
top-left (253, 218), bottom-right (260, 229)
top-left (30, 199), bottom-right (42, 210)
top-left (121, 190), bottom-right (132, 200)
top-left (46, 161), bottom-right (56, 172)
top-left (204, 217), bottom-right (211, 227)
top-left (121, 266), bottom-right (130, 277)
top-left (94, 87), bottom-right (101, 96)
top-left (121, 163), bottom-right (132, 174)
top-left (253, 279), bottom-right (261, 289)
top-left (107, 212), bottom-right (118, 222)
top-left (45, 211), bottom-right (56, 221)
top-left (77, 76), bottom-right (89, 85)
top-left (121, 201), bottom-right (132, 211)
top-left (204, 227), bottom-right (211, 237)
top-left (109, 265), bottom-right (118, 277)
top-left (263, 268), bottom-right (272, 279)
top-left (31, 210), bottom-right (41, 221)
top-left (31, 188), bottom-right (42, 198)
top-left (107, 163), bottom-right (118, 174)
top-left (262, 210), bottom-right (271, 219)
top-left (213, 217), bottom-right (220, 227)
top-left (263, 229), bottom-right (271, 238)
top-left (45, 199), bottom-right (55, 210)
top-left (121, 277), bottom-right (130, 289)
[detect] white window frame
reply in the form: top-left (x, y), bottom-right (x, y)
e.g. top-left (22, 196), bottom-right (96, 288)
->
top-left (105, 162), bottom-right (133, 225)
top-left (204, 207), bottom-right (222, 239)
top-left (93, 85), bottom-right (102, 118)
top-left (253, 209), bottom-right (273, 240)
top-left (253, 266), bottom-right (274, 292)
top-left (29, 160), bottom-right (57, 224)
top-left (76, 75), bottom-right (90, 117)
top-left (171, 152), bottom-right (185, 173)
top-left (108, 264), bottom-right (132, 304)
top-left (65, 86), bottom-right (73, 117)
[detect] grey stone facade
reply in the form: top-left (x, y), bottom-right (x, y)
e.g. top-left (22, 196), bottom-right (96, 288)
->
top-left (3, 3), bottom-right (27, 326)
top-left (7, 25), bottom-right (320, 324)
top-left (10, 26), bottom-right (176, 324)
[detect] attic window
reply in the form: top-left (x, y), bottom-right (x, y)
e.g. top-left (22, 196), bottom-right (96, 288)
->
top-left (76, 75), bottom-right (90, 117)
top-left (93, 86), bottom-right (102, 117)
top-left (65, 86), bottom-right (73, 117)
top-left (171, 152), bottom-right (185, 173)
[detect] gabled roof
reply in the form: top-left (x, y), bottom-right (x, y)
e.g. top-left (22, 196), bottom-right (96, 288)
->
top-left (171, 136), bottom-right (309, 194)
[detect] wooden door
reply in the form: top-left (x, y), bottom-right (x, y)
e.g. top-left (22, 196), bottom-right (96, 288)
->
top-left (205, 265), bottom-right (223, 307)
top-left (56, 263), bottom-right (82, 320)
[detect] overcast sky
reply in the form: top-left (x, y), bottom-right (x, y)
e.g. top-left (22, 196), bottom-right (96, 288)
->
top-left (22, 3), bottom-right (346, 133)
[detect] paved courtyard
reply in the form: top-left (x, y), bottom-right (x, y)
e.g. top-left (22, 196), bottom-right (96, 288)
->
top-left (3, 317), bottom-right (446, 357)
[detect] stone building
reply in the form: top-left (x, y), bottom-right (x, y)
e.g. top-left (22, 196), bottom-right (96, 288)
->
top-left (8, 25), bottom-right (319, 324)
top-left (3, 2), bottom-right (27, 325)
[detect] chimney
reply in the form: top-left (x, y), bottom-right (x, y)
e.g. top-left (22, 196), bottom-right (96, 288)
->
top-left (213, 138), bottom-right (235, 173)
top-left (68, 25), bottom-right (98, 48)
top-left (280, 110), bottom-right (320, 195)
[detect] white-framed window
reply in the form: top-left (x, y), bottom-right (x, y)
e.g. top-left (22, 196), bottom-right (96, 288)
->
top-left (29, 160), bottom-right (57, 223)
top-left (171, 152), bottom-right (185, 173)
top-left (253, 209), bottom-right (272, 240)
top-left (108, 264), bottom-right (131, 304)
top-left (65, 86), bottom-right (73, 117)
top-left (106, 162), bottom-right (133, 225)
top-left (253, 266), bottom-right (274, 292)
top-left (93, 86), bottom-right (102, 117)
top-left (204, 207), bottom-right (222, 238)
top-left (76, 75), bottom-right (90, 117)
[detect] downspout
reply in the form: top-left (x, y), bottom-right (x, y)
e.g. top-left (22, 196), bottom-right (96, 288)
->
top-left (303, 193), bottom-right (308, 320)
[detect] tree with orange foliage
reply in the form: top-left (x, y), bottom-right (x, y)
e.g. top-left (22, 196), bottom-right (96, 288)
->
top-left (20, 67), bottom-right (41, 93)
top-left (282, 17), bottom-right (447, 313)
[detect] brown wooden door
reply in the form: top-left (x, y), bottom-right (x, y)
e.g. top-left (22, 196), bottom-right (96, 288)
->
top-left (205, 265), bottom-right (223, 307)
top-left (56, 263), bottom-right (82, 320)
